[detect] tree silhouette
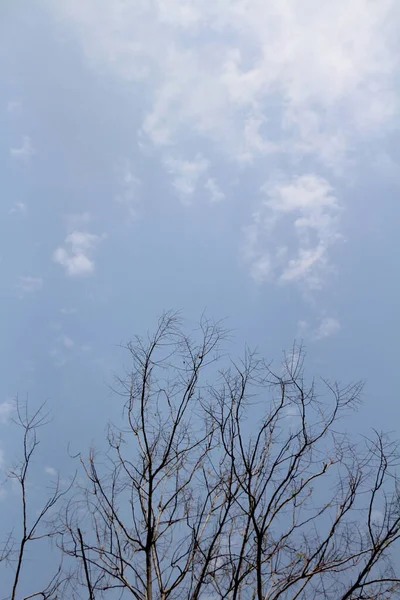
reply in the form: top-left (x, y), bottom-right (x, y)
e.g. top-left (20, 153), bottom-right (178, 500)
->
top-left (54, 312), bottom-right (400, 600)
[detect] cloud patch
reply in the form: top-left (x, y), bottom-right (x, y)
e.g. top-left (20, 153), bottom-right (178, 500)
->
top-left (7, 100), bottom-right (23, 113)
top-left (205, 178), bottom-right (225, 203)
top-left (0, 400), bottom-right (14, 424)
top-left (17, 276), bottom-right (43, 295)
top-left (45, 466), bottom-right (57, 476)
top-left (297, 315), bottom-right (341, 341)
top-left (10, 136), bottom-right (35, 160)
top-left (60, 307), bottom-right (77, 315)
top-left (53, 0), bottom-right (400, 167)
top-left (243, 174), bottom-right (340, 289)
top-left (48, 0), bottom-right (400, 298)
top-left (9, 202), bottom-right (27, 216)
top-left (53, 231), bottom-right (101, 277)
top-left (164, 155), bottom-right (209, 204)
top-left (59, 335), bottom-right (74, 349)
top-left (314, 316), bottom-right (341, 340)
top-left (114, 158), bottom-right (141, 218)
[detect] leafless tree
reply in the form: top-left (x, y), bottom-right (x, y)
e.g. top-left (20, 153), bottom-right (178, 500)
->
top-left (57, 311), bottom-right (400, 600)
top-left (0, 399), bottom-right (73, 600)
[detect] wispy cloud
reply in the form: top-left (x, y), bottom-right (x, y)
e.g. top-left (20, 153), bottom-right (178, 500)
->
top-left (17, 276), bottom-right (43, 295)
top-left (7, 100), bottom-right (22, 113)
top-left (53, 231), bottom-right (102, 276)
top-left (205, 178), bottom-right (225, 203)
top-left (9, 202), bottom-right (27, 215)
top-left (54, 1), bottom-right (399, 167)
top-left (297, 315), bottom-right (341, 341)
top-left (0, 449), bottom-right (5, 470)
top-left (243, 174), bottom-right (340, 289)
top-left (49, 0), bottom-right (400, 298)
top-left (65, 212), bottom-right (91, 229)
top-left (373, 152), bottom-right (400, 182)
top-left (60, 307), bottom-right (77, 315)
top-left (59, 335), bottom-right (74, 349)
top-left (370, 510), bottom-right (384, 526)
top-left (164, 155), bottom-right (209, 204)
top-left (49, 347), bottom-right (68, 368)
top-left (0, 399), bottom-right (14, 424)
top-left (45, 466), bottom-right (57, 477)
top-left (314, 316), bottom-right (341, 340)
top-left (114, 158), bottom-right (141, 218)
top-left (10, 136), bottom-right (35, 160)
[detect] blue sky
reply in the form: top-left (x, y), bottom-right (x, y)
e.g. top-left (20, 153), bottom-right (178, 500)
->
top-left (1, 0), bottom-right (400, 574)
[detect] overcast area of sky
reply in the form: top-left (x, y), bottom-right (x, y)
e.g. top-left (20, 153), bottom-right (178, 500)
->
top-left (0, 0), bottom-right (400, 540)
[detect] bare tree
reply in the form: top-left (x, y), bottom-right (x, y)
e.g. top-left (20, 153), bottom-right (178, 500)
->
top-left (0, 399), bottom-right (73, 600)
top-left (58, 312), bottom-right (400, 600)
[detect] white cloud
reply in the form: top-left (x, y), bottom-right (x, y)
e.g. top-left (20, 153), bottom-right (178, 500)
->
top-left (296, 316), bottom-right (341, 341)
top-left (49, 348), bottom-right (68, 368)
top-left (243, 174), bottom-right (340, 289)
top-left (0, 400), bottom-right (14, 424)
top-left (45, 466), bottom-right (57, 476)
top-left (373, 152), bottom-right (400, 182)
top-left (9, 202), bottom-right (27, 215)
top-left (297, 320), bottom-right (309, 336)
top-left (248, 255), bottom-right (272, 285)
top-left (52, 0), bottom-right (400, 167)
top-left (65, 212), bottom-right (91, 229)
top-left (164, 155), bottom-right (209, 204)
top-left (281, 246), bottom-right (327, 285)
top-left (238, 116), bottom-right (280, 164)
top-left (283, 403), bottom-right (301, 426)
top-left (314, 316), bottom-right (341, 340)
top-left (60, 307), bottom-right (78, 315)
top-left (17, 276), bottom-right (43, 295)
top-left (114, 158), bottom-right (141, 218)
top-left (370, 509), bottom-right (384, 526)
top-left (10, 136), bottom-right (35, 159)
top-left (47, 0), bottom-right (400, 295)
top-left (205, 178), bottom-right (225, 203)
top-left (60, 335), bottom-right (74, 349)
top-left (0, 448), bottom-right (5, 469)
top-left (7, 100), bottom-right (22, 113)
top-left (53, 231), bottom-right (101, 276)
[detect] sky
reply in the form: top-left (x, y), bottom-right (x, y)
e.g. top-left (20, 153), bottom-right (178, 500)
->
top-left (1, 0), bottom-right (400, 590)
